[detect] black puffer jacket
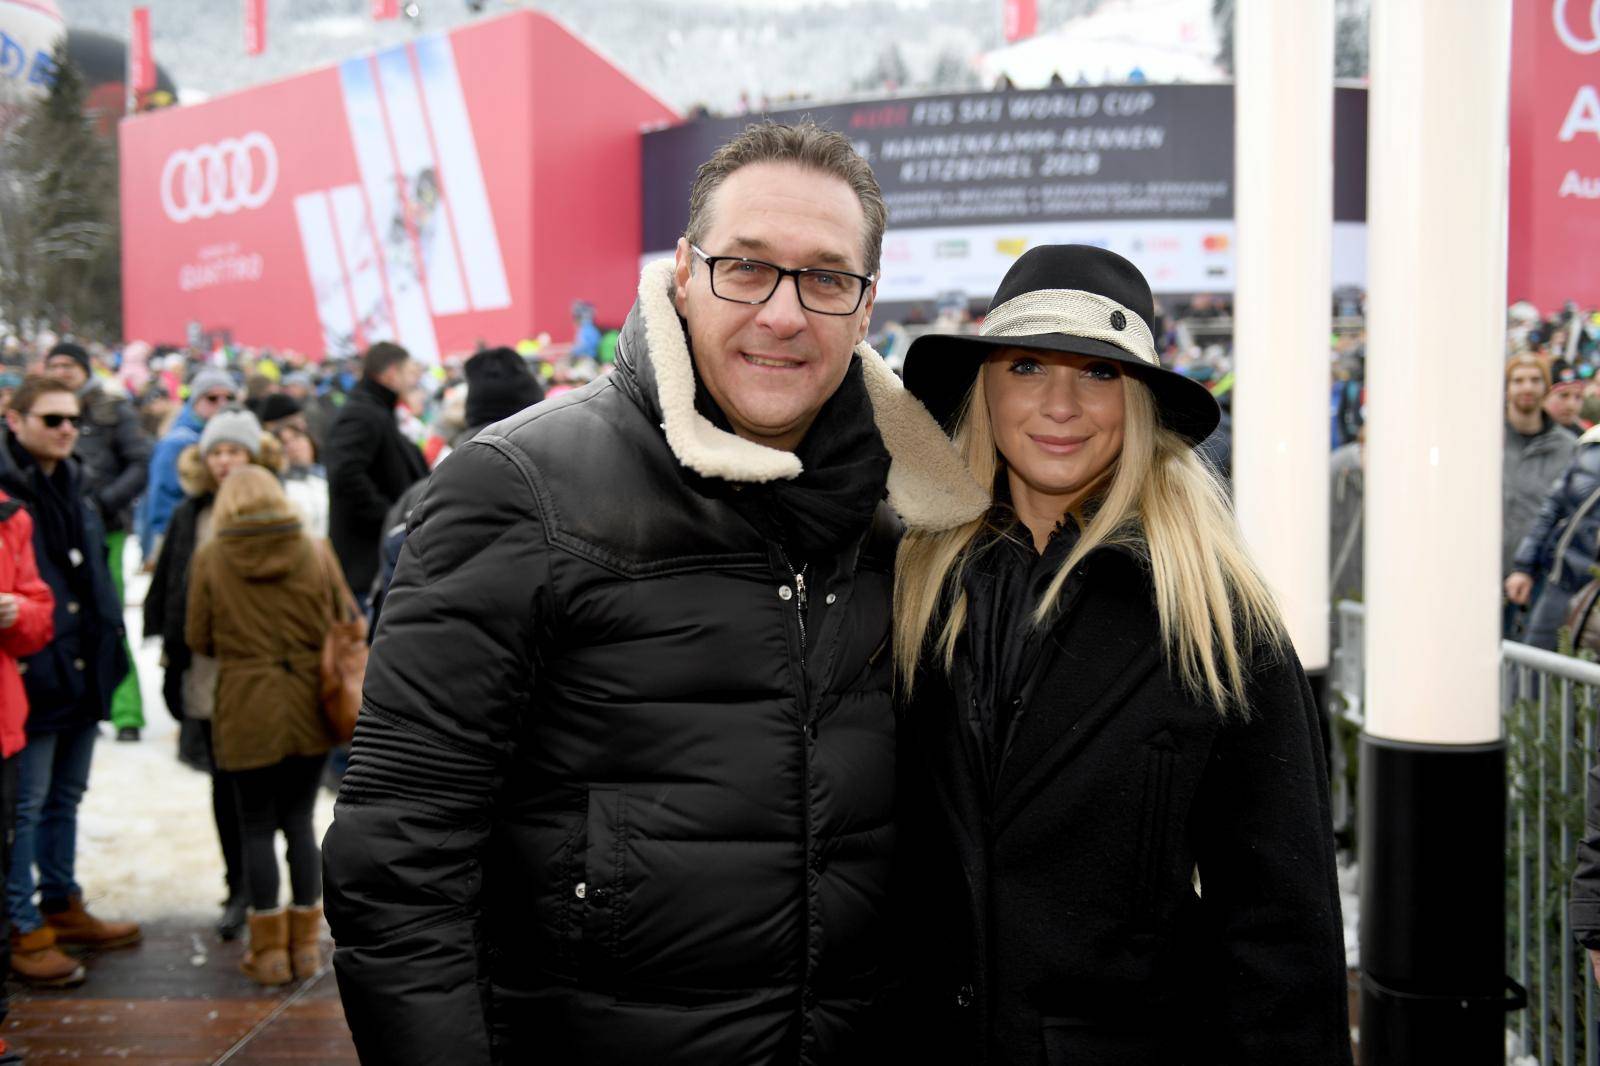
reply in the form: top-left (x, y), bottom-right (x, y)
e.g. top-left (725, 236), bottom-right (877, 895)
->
top-left (73, 380), bottom-right (152, 535)
top-left (322, 260), bottom-right (987, 1065)
top-left (1514, 428), bottom-right (1600, 595)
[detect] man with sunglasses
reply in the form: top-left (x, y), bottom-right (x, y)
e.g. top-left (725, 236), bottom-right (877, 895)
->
top-left (324, 122), bottom-right (983, 1063)
top-left (0, 377), bottom-right (139, 990)
top-left (43, 343), bottom-right (152, 743)
top-left (140, 367), bottom-right (236, 560)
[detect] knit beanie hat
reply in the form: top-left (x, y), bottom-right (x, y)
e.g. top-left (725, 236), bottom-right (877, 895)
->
top-left (199, 407), bottom-right (263, 458)
top-left (47, 342), bottom-right (91, 376)
top-left (254, 393), bottom-right (303, 425)
top-left (190, 367), bottom-right (238, 401)
top-left (464, 347), bottom-right (545, 428)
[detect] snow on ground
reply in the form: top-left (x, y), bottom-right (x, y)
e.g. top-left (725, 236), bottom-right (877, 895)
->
top-left (1339, 856), bottom-right (1359, 970)
top-left (72, 552), bottom-right (334, 924)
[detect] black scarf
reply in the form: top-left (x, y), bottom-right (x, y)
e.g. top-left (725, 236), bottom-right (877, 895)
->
top-left (4, 433), bottom-right (91, 597)
top-left (693, 357), bottom-right (891, 559)
top-left (962, 512), bottom-right (1081, 779)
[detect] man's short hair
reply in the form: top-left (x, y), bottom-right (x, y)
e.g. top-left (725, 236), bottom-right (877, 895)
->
top-left (8, 375), bottom-right (74, 415)
top-left (1506, 352), bottom-right (1550, 390)
top-left (685, 120), bottom-right (888, 277)
top-left (362, 342), bottom-right (411, 381)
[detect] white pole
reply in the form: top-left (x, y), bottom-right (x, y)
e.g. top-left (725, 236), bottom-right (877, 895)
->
top-left (1232, 0), bottom-right (1334, 673)
top-left (1357, 4), bottom-right (1511, 1060)
top-left (1364, 0), bottom-right (1509, 746)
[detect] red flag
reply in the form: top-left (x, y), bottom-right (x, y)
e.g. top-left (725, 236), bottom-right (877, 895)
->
top-left (1002, 0), bottom-right (1037, 43)
top-left (372, 0), bottom-right (400, 19)
top-left (129, 7), bottom-right (155, 94)
top-left (245, 0), bottom-right (267, 56)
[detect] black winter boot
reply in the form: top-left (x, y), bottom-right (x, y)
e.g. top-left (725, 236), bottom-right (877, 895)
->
top-left (216, 894), bottom-right (249, 942)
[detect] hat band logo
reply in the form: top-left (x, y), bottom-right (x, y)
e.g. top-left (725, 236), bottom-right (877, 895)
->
top-left (160, 132), bottom-right (279, 224)
top-left (1554, 0), bottom-right (1600, 53)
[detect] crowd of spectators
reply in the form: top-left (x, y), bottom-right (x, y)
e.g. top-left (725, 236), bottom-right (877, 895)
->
top-left (0, 324), bottom-right (597, 1032)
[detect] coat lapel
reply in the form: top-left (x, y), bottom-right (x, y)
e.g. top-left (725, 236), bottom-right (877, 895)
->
top-left (990, 557), bottom-right (1164, 833)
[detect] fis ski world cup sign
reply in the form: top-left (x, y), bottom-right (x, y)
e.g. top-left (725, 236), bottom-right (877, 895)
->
top-left (121, 11), bottom-right (675, 359)
top-left (1510, 0), bottom-right (1600, 311)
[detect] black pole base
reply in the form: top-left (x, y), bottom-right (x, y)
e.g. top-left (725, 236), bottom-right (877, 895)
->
top-left (1358, 733), bottom-right (1509, 1065)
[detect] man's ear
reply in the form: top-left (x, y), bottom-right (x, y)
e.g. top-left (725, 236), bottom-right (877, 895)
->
top-left (2, 410), bottom-right (20, 437)
top-left (856, 278), bottom-right (878, 344)
top-left (673, 238), bottom-right (693, 317)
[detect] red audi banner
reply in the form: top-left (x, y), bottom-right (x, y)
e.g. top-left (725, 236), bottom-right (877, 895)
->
top-left (120, 11), bottom-right (675, 360)
top-left (128, 7), bottom-right (154, 94)
top-left (1510, 0), bottom-right (1600, 311)
top-left (1003, 0), bottom-right (1038, 43)
top-left (244, 0), bottom-right (267, 57)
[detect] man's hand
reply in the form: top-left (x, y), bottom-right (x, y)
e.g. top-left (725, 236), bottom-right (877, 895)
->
top-left (1590, 948), bottom-right (1600, 986)
top-left (0, 593), bottom-right (17, 630)
top-left (1506, 572), bottom-right (1535, 606)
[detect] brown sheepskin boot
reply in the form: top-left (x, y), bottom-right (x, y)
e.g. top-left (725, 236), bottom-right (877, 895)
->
top-left (288, 904), bottom-right (324, 980)
top-left (241, 908), bottom-right (292, 987)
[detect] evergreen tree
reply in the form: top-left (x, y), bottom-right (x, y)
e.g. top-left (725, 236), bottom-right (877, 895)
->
top-left (0, 42), bottom-right (122, 341)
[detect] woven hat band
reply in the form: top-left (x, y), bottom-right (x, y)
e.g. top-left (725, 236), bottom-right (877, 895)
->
top-left (980, 288), bottom-right (1158, 366)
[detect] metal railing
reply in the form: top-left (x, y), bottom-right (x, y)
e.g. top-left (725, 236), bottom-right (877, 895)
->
top-left (1330, 602), bottom-right (1600, 1066)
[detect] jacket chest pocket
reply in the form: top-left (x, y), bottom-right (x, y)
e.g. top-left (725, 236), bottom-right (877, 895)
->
top-left (578, 788), bottom-right (626, 957)
top-left (1131, 735), bottom-right (1177, 923)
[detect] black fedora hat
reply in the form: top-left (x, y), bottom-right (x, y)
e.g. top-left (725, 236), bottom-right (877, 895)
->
top-left (902, 245), bottom-right (1221, 444)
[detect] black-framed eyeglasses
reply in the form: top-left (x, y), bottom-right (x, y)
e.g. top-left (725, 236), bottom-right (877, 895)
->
top-left (690, 244), bottom-right (873, 316)
top-left (32, 413), bottom-right (81, 429)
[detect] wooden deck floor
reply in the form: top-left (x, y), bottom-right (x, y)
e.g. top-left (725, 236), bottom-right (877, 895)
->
top-left (1, 922), bottom-right (357, 1065)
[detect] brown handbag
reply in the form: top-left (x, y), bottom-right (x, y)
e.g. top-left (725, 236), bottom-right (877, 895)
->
top-left (318, 544), bottom-right (369, 743)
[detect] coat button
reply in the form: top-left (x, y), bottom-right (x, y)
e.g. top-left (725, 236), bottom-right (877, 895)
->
top-left (956, 984), bottom-right (974, 1008)
top-left (66, 601), bottom-right (80, 615)
top-left (574, 882), bottom-right (587, 900)
top-left (825, 593), bottom-right (837, 605)
top-left (15, 663), bottom-right (25, 676)
top-left (73, 659), bottom-right (86, 671)
top-left (779, 586), bottom-right (793, 601)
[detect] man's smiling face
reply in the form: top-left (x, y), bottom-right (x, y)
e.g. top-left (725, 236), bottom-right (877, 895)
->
top-left (674, 162), bottom-right (876, 453)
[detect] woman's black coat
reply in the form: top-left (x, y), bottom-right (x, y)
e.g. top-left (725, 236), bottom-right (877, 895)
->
top-left (896, 544), bottom-right (1352, 1066)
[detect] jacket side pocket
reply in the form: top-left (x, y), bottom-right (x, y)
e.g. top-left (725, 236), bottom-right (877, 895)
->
top-left (581, 787), bottom-right (625, 957)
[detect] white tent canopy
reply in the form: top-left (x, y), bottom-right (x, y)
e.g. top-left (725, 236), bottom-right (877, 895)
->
top-left (978, 0), bottom-right (1222, 87)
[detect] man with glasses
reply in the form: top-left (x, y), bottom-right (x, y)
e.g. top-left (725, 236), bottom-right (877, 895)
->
top-left (0, 377), bottom-right (140, 990)
top-left (140, 367), bottom-right (236, 560)
top-left (43, 343), bottom-right (151, 742)
top-left (324, 121), bottom-right (985, 1063)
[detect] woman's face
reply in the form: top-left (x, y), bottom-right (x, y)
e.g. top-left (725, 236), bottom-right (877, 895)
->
top-left (982, 347), bottom-right (1126, 509)
top-left (276, 425), bottom-right (315, 467)
top-left (205, 442), bottom-right (251, 484)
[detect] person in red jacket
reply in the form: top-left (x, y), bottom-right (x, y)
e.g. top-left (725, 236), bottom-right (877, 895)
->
top-left (0, 485), bottom-right (56, 1062)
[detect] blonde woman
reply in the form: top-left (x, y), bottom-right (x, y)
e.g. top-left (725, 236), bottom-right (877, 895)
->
top-left (186, 466), bottom-right (343, 987)
top-left (892, 246), bottom-right (1350, 1065)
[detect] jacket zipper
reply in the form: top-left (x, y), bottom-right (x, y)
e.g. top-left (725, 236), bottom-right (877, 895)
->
top-left (776, 543), bottom-right (816, 1032)
top-left (775, 545), bottom-right (809, 664)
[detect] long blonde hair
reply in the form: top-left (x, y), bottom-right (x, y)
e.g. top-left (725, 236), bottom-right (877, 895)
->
top-left (213, 465), bottom-right (295, 529)
top-left (893, 370), bottom-right (1285, 715)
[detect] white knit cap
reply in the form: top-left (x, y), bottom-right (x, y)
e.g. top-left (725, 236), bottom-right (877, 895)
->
top-left (199, 407), bottom-right (262, 458)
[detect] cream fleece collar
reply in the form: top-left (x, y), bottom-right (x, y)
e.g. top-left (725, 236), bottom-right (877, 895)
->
top-left (635, 258), bottom-right (988, 533)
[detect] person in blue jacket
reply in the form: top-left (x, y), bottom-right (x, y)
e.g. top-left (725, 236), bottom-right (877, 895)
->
top-left (139, 368), bottom-right (236, 558)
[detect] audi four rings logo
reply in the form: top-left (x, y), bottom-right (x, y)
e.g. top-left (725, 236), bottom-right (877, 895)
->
top-left (1555, 0), bottom-right (1600, 53)
top-left (160, 132), bottom-right (279, 224)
